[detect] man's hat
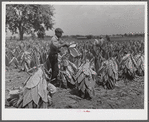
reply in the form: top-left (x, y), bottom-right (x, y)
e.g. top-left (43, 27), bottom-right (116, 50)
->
top-left (55, 28), bottom-right (64, 33)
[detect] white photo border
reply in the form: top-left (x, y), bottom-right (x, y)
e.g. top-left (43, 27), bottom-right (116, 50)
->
top-left (2, 1), bottom-right (148, 120)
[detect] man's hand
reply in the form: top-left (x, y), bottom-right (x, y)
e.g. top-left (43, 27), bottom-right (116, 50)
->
top-left (59, 42), bottom-right (70, 48)
top-left (64, 42), bottom-right (70, 47)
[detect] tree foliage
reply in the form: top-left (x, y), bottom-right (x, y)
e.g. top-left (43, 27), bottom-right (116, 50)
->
top-left (86, 35), bottom-right (93, 39)
top-left (6, 4), bottom-right (55, 40)
top-left (37, 25), bottom-right (45, 39)
top-left (105, 35), bottom-right (111, 42)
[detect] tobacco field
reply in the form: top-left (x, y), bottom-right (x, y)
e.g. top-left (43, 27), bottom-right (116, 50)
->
top-left (5, 36), bottom-right (145, 109)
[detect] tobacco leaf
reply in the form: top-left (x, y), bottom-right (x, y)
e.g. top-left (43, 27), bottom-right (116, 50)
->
top-left (85, 77), bottom-right (95, 90)
top-left (79, 79), bottom-right (86, 93)
top-left (23, 88), bottom-right (32, 107)
top-left (6, 55), bottom-right (10, 66)
top-left (78, 73), bottom-right (85, 84)
top-left (69, 47), bottom-right (80, 58)
top-left (25, 68), bottom-right (43, 89)
top-left (38, 78), bottom-right (48, 103)
top-left (75, 69), bottom-right (83, 80)
top-left (31, 85), bottom-right (40, 105)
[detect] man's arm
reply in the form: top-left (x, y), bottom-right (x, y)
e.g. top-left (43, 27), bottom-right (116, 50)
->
top-left (59, 40), bottom-right (69, 48)
top-left (52, 38), bottom-right (69, 49)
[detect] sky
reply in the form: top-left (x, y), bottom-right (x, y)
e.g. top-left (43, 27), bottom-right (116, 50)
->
top-left (6, 4), bottom-right (145, 37)
top-left (50, 5), bottom-right (145, 35)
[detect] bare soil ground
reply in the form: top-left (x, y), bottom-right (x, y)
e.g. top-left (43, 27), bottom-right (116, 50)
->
top-left (5, 67), bottom-right (144, 109)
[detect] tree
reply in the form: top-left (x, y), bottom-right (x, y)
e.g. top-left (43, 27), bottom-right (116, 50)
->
top-left (86, 35), bottom-right (93, 39)
top-left (105, 35), bottom-right (110, 42)
top-left (124, 33), bottom-right (127, 36)
top-left (30, 30), bottom-right (36, 40)
top-left (37, 25), bottom-right (45, 39)
top-left (6, 4), bottom-right (54, 40)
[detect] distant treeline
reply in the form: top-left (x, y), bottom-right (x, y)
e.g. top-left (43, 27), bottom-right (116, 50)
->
top-left (7, 33), bottom-right (145, 41)
top-left (61, 33), bottom-right (145, 40)
top-left (63, 33), bottom-right (145, 38)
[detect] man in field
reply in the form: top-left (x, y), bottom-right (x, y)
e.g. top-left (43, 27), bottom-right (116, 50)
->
top-left (49, 28), bottom-right (70, 85)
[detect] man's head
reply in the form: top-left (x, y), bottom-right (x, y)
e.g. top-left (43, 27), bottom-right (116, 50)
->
top-left (55, 28), bottom-right (64, 38)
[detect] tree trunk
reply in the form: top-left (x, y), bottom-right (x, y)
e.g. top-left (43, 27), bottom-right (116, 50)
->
top-left (19, 31), bottom-right (24, 40)
top-left (18, 22), bottom-right (24, 40)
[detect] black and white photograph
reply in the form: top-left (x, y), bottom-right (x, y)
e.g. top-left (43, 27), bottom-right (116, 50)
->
top-left (2, 1), bottom-right (148, 120)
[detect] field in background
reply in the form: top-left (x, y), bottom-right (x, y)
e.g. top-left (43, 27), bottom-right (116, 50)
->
top-left (6, 35), bottom-right (144, 43)
top-left (110, 36), bottom-right (144, 42)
